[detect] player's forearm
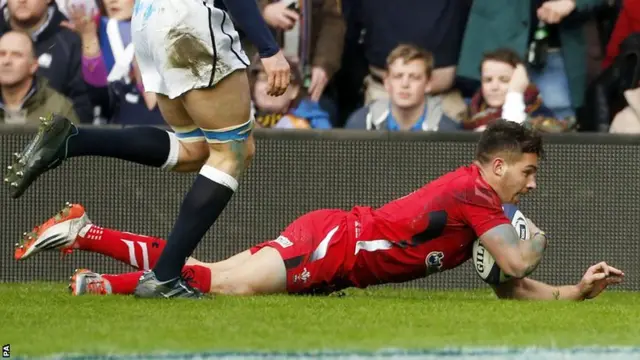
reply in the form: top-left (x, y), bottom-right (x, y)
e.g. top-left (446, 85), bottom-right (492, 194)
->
top-left (222, 0), bottom-right (280, 58)
top-left (496, 278), bottom-right (584, 301)
top-left (518, 232), bottom-right (548, 276)
top-left (480, 225), bottom-right (547, 278)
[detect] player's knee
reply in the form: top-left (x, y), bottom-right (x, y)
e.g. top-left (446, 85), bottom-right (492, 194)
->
top-left (205, 135), bottom-right (255, 175)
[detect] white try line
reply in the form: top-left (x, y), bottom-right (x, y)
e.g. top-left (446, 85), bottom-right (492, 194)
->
top-left (32, 347), bottom-right (640, 360)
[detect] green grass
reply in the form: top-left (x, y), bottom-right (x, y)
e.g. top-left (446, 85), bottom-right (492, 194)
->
top-left (1, 283), bottom-right (640, 357)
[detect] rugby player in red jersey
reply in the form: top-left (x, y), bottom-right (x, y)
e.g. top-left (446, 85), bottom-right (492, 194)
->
top-left (15, 120), bottom-right (623, 300)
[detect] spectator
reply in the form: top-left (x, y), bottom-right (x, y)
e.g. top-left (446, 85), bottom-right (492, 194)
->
top-left (258, 0), bottom-right (345, 102)
top-left (63, 0), bottom-right (140, 124)
top-left (345, 44), bottom-right (460, 132)
top-left (463, 48), bottom-right (573, 132)
top-left (67, 0), bottom-right (134, 87)
top-left (326, 0), bottom-right (367, 126)
top-left (92, 57), bottom-right (163, 125)
top-left (609, 82), bottom-right (640, 133)
top-left (583, 32), bottom-right (640, 131)
top-left (250, 54), bottom-right (331, 129)
top-left (602, 0), bottom-right (640, 69)
top-left (0, 0), bottom-right (92, 123)
top-left (0, 30), bottom-right (78, 124)
top-left (457, 0), bottom-right (608, 122)
top-left (0, 0), bottom-right (80, 17)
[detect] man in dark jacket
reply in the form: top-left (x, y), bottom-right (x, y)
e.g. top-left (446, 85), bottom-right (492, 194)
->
top-left (0, 0), bottom-right (92, 122)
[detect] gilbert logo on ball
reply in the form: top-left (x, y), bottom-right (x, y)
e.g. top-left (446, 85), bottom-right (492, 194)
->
top-left (472, 204), bottom-right (532, 285)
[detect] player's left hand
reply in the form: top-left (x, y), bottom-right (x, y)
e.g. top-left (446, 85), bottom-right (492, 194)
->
top-left (577, 262), bottom-right (624, 299)
top-left (537, 0), bottom-right (576, 24)
top-left (261, 50), bottom-right (291, 97)
top-left (308, 66), bottom-right (328, 102)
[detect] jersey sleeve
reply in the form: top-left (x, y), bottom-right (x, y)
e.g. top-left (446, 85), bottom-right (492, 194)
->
top-left (455, 179), bottom-right (510, 237)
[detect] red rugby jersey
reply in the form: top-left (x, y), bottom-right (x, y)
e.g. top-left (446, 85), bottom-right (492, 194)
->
top-left (345, 164), bottom-right (510, 288)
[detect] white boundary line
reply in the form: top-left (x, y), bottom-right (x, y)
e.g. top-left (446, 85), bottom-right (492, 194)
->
top-left (28, 347), bottom-right (640, 360)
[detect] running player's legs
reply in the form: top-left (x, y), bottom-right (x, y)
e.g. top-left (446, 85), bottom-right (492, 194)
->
top-left (138, 0), bottom-right (254, 177)
top-left (140, 55), bottom-right (254, 175)
top-left (131, 0), bottom-right (211, 173)
top-left (133, 0), bottom-right (254, 177)
top-left (179, 70), bottom-right (254, 178)
top-left (131, 0), bottom-right (256, 298)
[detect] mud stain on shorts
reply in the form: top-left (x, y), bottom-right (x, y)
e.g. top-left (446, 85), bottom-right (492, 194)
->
top-left (166, 28), bottom-right (213, 80)
top-left (165, 28), bottom-right (235, 85)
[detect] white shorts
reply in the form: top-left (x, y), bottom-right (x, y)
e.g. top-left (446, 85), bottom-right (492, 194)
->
top-left (131, 0), bottom-right (250, 99)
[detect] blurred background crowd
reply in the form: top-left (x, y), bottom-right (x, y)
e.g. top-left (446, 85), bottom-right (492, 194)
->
top-left (0, 0), bottom-right (639, 133)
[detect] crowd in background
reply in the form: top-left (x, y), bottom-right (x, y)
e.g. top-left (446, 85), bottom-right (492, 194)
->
top-left (0, 0), bottom-right (639, 133)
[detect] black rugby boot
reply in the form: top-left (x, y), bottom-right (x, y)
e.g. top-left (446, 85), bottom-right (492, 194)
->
top-left (4, 114), bottom-right (75, 199)
top-left (133, 270), bottom-right (204, 299)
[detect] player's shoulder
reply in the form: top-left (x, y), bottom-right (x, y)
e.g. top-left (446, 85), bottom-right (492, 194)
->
top-left (428, 164), bottom-right (480, 191)
top-left (434, 164), bottom-right (500, 209)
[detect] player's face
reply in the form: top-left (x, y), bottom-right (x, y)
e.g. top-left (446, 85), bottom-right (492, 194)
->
top-left (385, 59), bottom-right (431, 109)
top-left (481, 60), bottom-right (514, 108)
top-left (498, 153), bottom-right (539, 204)
top-left (103, 0), bottom-right (134, 20)
top-left (0, 33), bottom-right (37, 87)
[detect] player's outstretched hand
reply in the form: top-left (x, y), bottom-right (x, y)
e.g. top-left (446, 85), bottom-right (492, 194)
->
top-left (577, 261), bottom-right (624, 300)
top-left (261, 51), bottom-right (291, 97)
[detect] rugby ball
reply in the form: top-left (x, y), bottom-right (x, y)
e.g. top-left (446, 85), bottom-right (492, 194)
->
top-left (472, 204), bottom-right (532, 285)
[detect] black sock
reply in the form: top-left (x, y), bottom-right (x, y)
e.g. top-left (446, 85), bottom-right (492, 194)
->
top-left (65, 127), bottom-right (172, 168)
top-left (153, 167), bottom-right (236, 281)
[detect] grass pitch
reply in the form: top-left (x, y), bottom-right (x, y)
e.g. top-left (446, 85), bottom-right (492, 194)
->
top-left (1, 283), bottom-right (639, 358)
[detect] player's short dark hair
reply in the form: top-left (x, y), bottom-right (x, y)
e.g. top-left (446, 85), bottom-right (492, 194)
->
top-left (475, 119), bottom-right (544, 164)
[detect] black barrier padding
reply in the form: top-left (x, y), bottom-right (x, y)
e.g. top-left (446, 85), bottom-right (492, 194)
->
top-left (1, 128), bottom-right (638, 291)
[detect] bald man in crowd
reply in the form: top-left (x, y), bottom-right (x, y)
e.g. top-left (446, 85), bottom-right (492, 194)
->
top-left (0, 30), bottom-right (78, 125)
